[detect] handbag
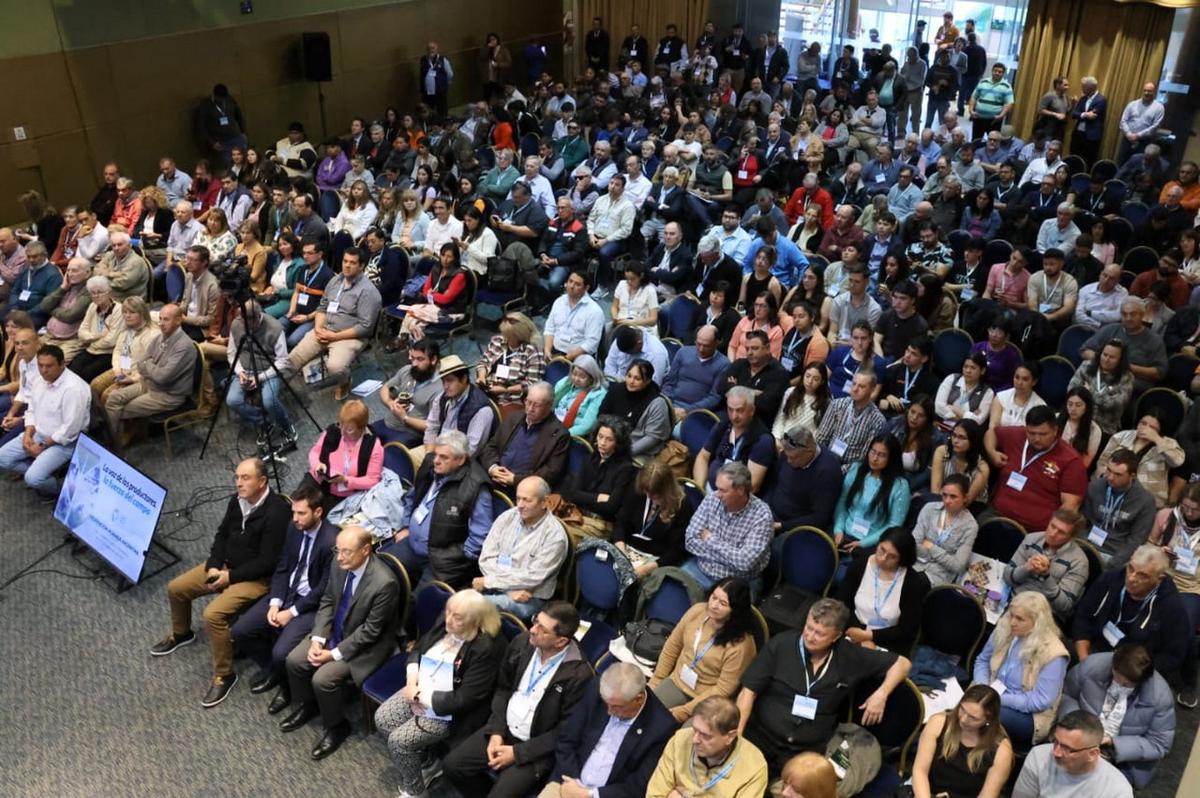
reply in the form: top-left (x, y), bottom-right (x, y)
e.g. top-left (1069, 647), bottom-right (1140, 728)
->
top-left (486, 255), bottom-right (519, 292)
top-left (623, 618), bottom-right (674, 665)
top-left (655, 440), bottom-right (691, 478)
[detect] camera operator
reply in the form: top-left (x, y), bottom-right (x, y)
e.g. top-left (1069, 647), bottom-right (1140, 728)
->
top-left (181, 244), bottom-right (220, 342)
top-left (227, 298), bottom-right (296, 456)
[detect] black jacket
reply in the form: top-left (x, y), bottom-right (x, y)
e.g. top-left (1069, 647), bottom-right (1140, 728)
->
top-left (835, 557), bottom-right (931, 655)
top-left (561, 451), bottom-right (636, 520)
top-left (642, 183), bottom-right (687, 225)
top-left (693, 254), bottom-right (745, 304)
top-left (408, 620), bottom-right (505, 745)
top-left (646, 242), bottom-right (694, 289)
top-left (551, 684), bottom-right (679, 798)
top-left (480, 412), bottom-right (571, 489)
top-left (485, 633), bottom-right (593, 765)
top-left (205, 490), bottom-right (291, 583)
top-left (538, 216), bottom-right (589, 269)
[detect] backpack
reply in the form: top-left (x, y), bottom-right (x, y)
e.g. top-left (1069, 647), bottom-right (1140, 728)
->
top-left (486, 255), bottom-right (519, 292)
top-left (825, 723), bottom-right (882, 798)
top-left (758, 583), bottom-right (820, 635)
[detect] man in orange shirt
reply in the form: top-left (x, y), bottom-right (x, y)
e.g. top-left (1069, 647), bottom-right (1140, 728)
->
top-left (109, 177), bottom-right (142, 232)
top-left (1160, 161), bottom-right (1200, 214)
top-left (934, 12), bottom-right (960, 50)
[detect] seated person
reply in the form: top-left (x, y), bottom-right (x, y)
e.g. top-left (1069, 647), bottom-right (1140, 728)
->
top-left (1149, 484), bottom-right (1200, 700)
top-left (611, 260), bottom-right (661, 334)
top-left (773, 362), bottom-right (832, 438)
top-left (973, 591), bottom-right (1069, 747)
top-left (304, 399), bottom-right (384, 513)
top-left (103, 303), bottom-right (197, 449)
top-left (224, 299), bottom-right (296, 455)
top-left (1079, 296), bottom-right (1167, 393)
top-left (556, 416), bottom-right (635, 544)
top-left (816, 371), bottom-right (888, 472)
top-left (766, 425), bottom-right (842, 533)
top-left (596, 359), bottom-right (672, 461)
top-left (1004, 507), bottom-right (1090, 619)
top-left (911, 473), bottom-right (978, 585)
top-left (1066, 339), bottom-right (1134, 436)
top-left (280, 526), bottom-right (400, 760)
top-left (702, 280), bottom-right (742, 351)
top-left (0, 343), bottom-right (90, 499)
top-left (371, 338), bottom-right (440, 446)
top-left (586, 174), bottom-right (636, 292)
top-left (1095, 412), bottom-right (1184, 509)
top-left (1059, 642), bottom-right (1176, 789)
top-left (910, 684), bottom-right (1014, 798)
top-left (1081, 449), bottom-right (1157, 567)
top-left (178, 245), bottom-right (219, 342)
top-left (1027, 247), bottom-right (1078, 329)
top-left (229, 482), bottom-right (338, 710)
top-left (551, 354), bottom-right (607, 437)
top-left (825, 321), bottom-right (888, 399)
top-left (383, 430), bottom-right (492, 589)
top-left (473, 476), bottom-right (568, 621)
top-left (444, 601), bottom-right (593, 798)
top-left (662, 325), bottom-right (728, 423)
top-left (281, 239), bottom-right (334, 347)
top-left (719, 330), bottom-right (791, 424)
top-left (88, 296), bottom-right (157, 408)
top-left (543, 270), bottom-right (605, 360)
top-left (645, 222), bottom-right (694, 299)
top-left (1073, 544), bottom-right (1193, 693)
top-left (682, 462), bottom-right (774, 595)
top-left (542, 662), bottom-right (679, 798)
top-left (832, 434), bottom-right (911, 552)
top-left (735, 597), bottom-right (912, 778)
top-left (39, 259), bottom-right (97, 363)
top-left (934, 352), bottom-right (994, 430)
top-left (985, 406), bottom-right (1087, 534)
top-left (729, 290), bottom-right (788, 362)
top-left (612, 461), bottom-right (693, 578)
top-left (651, 578), bottom-right (758, 724)
top-left (150, 458), bottom-right (290, 707)
top-left (889, 396), bottom-right (939, 492)
top-left (423, 354), bottom-right (497, 457)
top-left (481, 382), bottom-right (570, 493)
top-left (828, 264), bottom-right (882, 347)
top-left (0, 318), bottom-right (36, 442)
top-left (693, 387), bottom-right (775, 493)
top-left (836, 528), bottom-right (931, 654)
top-left (94, 230), bottom-right (148, 301)
top-left (284, 246), bottom-right (381, 396)
top-left (66, 276), bottom-right (124, 382)
top-left (374, 589), bottom-right (505, 798)
top-left (5, 241), bottom-right (59, 326)
top-left (1012, 710), bottom-right (1134, 798)
top-left (646, 696), bottom-right (768, 798)
top-left (990, 362), bottom-right (1047, 430)
top-left (475, 312), bottom-right (545, 408)
top-left (603, 324), bottom-right (670, 387)
top-left (873, 279), bottom-right (927, 361)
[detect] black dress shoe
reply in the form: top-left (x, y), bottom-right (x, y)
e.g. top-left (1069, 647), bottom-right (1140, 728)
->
top-left (278, 702), bottom-right (318, 733)
top-left (200, 673), bottom-right (238, 708)
top-left (310, 722), bottom-right (351, 760)
top-left (250, 670), bottom-right (281, 694)
top-left (267, 688), bottom-right (292, 715)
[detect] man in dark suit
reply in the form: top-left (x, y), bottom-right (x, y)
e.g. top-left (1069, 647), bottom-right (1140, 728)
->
top-left (444, 602), bottom-right (593, 797)
top-left (150, 458), bottom-right (290, 709)
top-left (1069, 77), bottom-right (1108, 170)
top-left (231, 481), bottom-right (338, 711)
top-left (748, 32), bottom-right (789, 97)
top-left (542, 661), bottom-right (678, 798)
top-left (340, 117), bottom-right (369, 160)
top-left (480, 381), bottom-right (570, 493)
top-left (584, 17), bottom-right (610, 72)
top-left (646, 221), bottom-right (694, 297)
top-left (690, 231), bottom-right (744, 303)
top-left (279, 526), bottom-right (400, 759)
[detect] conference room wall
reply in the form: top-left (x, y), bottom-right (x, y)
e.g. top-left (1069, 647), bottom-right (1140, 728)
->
top-left (0, 0), bottom-right (561, 226)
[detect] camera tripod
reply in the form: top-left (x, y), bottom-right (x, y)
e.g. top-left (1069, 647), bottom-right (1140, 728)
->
top-left (199, 295), bottom-right (321, 492)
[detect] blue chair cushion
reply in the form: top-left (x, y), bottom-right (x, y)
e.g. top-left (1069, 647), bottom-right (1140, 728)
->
top-left (362, 654), bottom-right (408, 703)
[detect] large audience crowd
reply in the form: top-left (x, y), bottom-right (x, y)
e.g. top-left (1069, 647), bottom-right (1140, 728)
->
top-left (3, 12), bottom-right (1198, 798)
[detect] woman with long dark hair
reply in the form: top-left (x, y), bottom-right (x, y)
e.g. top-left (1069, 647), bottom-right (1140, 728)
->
top-left (773, 362), bottom-right (831, 440)
top-left (915, 272), bottom-right (957, 332)
top-left (650, 577), bottom-right (758, 723)
top-left (934, 352), bottom-right (994, 429)
top-left (888, 394), bottom-right (938, 491)
top-left (728, 290), bottom-right (786, 360)
top-left (930, 418), bottom-right (991, 509)
top-left (596, 359), bottom-right (672, 460)
top-left (557, 415), bottom-right (636, 544)
top-left (911, 684), bottom-right (1013, 798)
top-left (395, 241), bottom-right (469, 345)
top-left (787, 265), bottom-right (832, 333)
top-left (777, 300), bottom-right (829, 380)
top-left (1067, 339), bottom-right (1133, 435)
top-left (1058, 386), bottom-right (1102, 470)
top-left (835, 527), bottom-right (931, 653)
top-left (959, 187), bottom-right (1001, 240)
top-left (831, 433), bottom-right (910, 551)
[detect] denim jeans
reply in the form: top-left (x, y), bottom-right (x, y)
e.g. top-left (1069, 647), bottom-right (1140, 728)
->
top-left (925, 96), bottom-right (950, 130)
top-left (282, 319), bottom-right (314, 349)
top-left (0, 434), bottom-right (75, 496)
top-left (483, 591), bottom-right (545, 622)
top-left (680, 558), bottom-right (763, 601)
top-left (226, 375), bottom-right (291, 431)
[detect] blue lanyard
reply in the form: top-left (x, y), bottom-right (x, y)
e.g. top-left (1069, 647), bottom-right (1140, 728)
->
top-left (797, 642), bottom-right (833, 696)
top-left (1103, 487), bottom-right (1126, 530)
top-left (902, 366), bottom-right (921, 400)
top-left (525, 650), bottom-right (566, 695)
top-left (303, 263), bottom-right (326, 287)
top-left (872, 564), bottom-right (901, 623)
top-left (998, 638), bottom-right (1022, 684)
top-left (1018, 442), bottom-right (1050, 474)
top-left (842, 349), bottom-right (859, 379)
top-left (690, 752), bottom-right (739, 791)
top-left (1117, 586), bottom-right (1157, 625)
top-left (933, 509), bottom-right (955, 546)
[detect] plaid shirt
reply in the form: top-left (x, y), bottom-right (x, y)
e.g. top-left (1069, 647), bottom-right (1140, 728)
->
top-left (685, 494), bottom-right (774, 580)
top-left (816, 397), bottom-right (887, 471)
top-left (478, 337), bottom-right (545, 396)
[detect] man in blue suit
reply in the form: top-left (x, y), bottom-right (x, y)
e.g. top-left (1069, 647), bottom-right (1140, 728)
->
top-left (541, 661), bottom-right (678, 798)
top-left (1069, 77), bottom-right (1107, 169)
top-left (231, 481), bottom-right (338, 713)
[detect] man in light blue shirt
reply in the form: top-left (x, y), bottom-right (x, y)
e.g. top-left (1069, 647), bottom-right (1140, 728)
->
top-left (887, 166), bottom-right (923, 221)
top-left (662, 325), bottom-right (729, 422)
top-left (604, 325), bottom-right (670, 386)
top-left (706, 208), bottom-right (753, 263)
top-left (741, 216), bottom-right (809, 288)
top-left (156, 157), bottom-right (192, 207)
top-left (543, 270), bottom-right (605, 360)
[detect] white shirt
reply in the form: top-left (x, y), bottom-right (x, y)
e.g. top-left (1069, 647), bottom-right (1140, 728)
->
top-left (77, 223), bottom-right (110, 261)
top-left (854, 559), bottom-right (906, 629)
top-left (425, 216), bottom-right (464, 252)
top-left (27, 368), bottom-right (91, 447)
top-left (603, 327), bottom-right (670, 385)
top-left (623, 173), bottom-right (653, 210)
top-left (506, 649), bottom-right (567, 741)
top-left (216, 191), bottom-right (253, 231)
top-left (545, 294), bottom-right (605, 355)
top-left (995, 388), bottom-right (1047, 427)
top-left (1073, 283), bottom-right (1128, 328)
top-left (330, 201), bottom-right (379, 239)
top-left (1019, 156), bottom-right (1062, 189)
top-left (587, 194), bottom-right (636, 241)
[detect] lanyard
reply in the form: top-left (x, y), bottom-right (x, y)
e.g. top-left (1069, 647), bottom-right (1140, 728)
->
top-left (303, 262), bottom-right (326, 287)
top-left (842, 349), bottom-right (859, 379)
top-left (1018, 441), bottom-right (1050, 474)
top-left (1042, 273), bottom-right (1062, 303)
top-left (637, 498), bottom-right (661, 538)
top-left (872, 564), bottom-right (901, 622)
top-left (331, 279), bottom-right (347, 305)
top-left (1172, 509), bottom-right (1200, 549)
top-left (1117, 586), bottom-right (1157, 625)
top-left (691, 622), bottom-right (718, 668)
top-left (691, 752), bottom-right (739, 791)
top-left (934, 509), bottom-right (955, 546)
top-left (525, 650), bottom-right (566, 694)
top-left (998, 638), bottom-right (1022, 684)
top-left (797, 642), bottom-right (834, 696)
top-left (1103, 486), bottom-right (1126, 530)
top-left (902, 366), bottom-right (921, 400)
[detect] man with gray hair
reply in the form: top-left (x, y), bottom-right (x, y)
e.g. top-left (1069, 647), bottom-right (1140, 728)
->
top-left (482, 381), bottom-right (569, 493)
top-left (473, 475), bottom-right (568, 620)
top-left (640, 164), bottom-right (684, 244)
top-left (542, 661), bottom-right (678, 797)
top-left (95, 230), bottom-right (150, 301)
top-left (1036, 202), bottom-right (1081, 253)
top-left (683, 461), bottom-right (774, 595)
top-left (2, 241), bottom-right (58, 325)
top-left (1080, 295), bottom-right (1167, 391)
top-left (693, 386), bottom-right (775, 493)
top-left (382, 429), bottom-right (492, 588)
top-left (766, 424), bottom-right (843, 532)
top-left (690, 225), bottom-right (745, 300)
top-left (736, 597), bottom-right (912, 777)
top-left (1069, 76), bottom-right (1107, 168)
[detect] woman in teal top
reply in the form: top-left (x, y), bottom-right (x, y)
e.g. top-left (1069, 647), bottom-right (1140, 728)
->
top-left (832, 433), bottom-right (911, 551)
top-left (261, 232), bottom-right (306, 318)
top-left (552, 354), bottom-right (608, 437)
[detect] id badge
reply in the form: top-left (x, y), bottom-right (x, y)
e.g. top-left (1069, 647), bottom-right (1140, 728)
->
top-left (680, 663), bottom-right (699, 690)
top-left (119, 355), bottom-right (132, 370)
top-left (1175, 547), bottom-right (1198, 575)
top-left (1087, 526), bottom-right (1108, 547)
top-left (327, 301), bottom-right (340, 314)
top-left (412, 503), bottom-right (430, 524)
top-left (498, 554), bottom-right (514, 569)
top-left (850, 519), bottom-right (870, 539)
top-left (1102, 621), bottom-right (1125, 647)
top-left (1005, 472), bottom-right (1028, 492)
top-left (218, 115), bottom-right (229, 126)
top-left (18, 290), bottom-right (31, 302)
top-left (961, 287), bottom-right (976, 301)
top-left (874, 173), bottom-right (886, 183)
top-left (1038, 302), bottom-right (1053, 314)
top-left (737, 170), bottom-right (749, 180)
top-left (831, 439), bottom-right (849, 458)
top-left (193, 201), bottom-right (203, 211)
top-left (791, 694), bottom-right (818, 720)
top-left (780, 356), bottom-right (796, 372)
top-left (297, 293), bottom-right (313, 308)
top-left (495, 364), bottom-right (514, 380)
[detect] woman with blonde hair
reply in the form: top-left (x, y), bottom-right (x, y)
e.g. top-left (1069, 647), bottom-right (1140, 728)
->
top-left (375, 588), bottom-right (504, 798)
top-left (91, 295), bottom-right (157, 405)
top-left (392, 189), bottom-right (429, 254)
top-left (133, 185), bottom-right (172, 259)
top-left (233, 219), bottom-right (269, 294)
top-left (911, 684), bottom-right (1013, 798)
top-left (611, 461), bottom-right (693, 577)
top-left (476, 312), bottom-right (545, 408)
top-left (971, 591), bottom-right (1069, 747)
top-left (780, 752), bottom-right (839, 798)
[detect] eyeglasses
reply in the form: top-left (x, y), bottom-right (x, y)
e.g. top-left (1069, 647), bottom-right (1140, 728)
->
top-left (332, 545), bottom-right (366, 556)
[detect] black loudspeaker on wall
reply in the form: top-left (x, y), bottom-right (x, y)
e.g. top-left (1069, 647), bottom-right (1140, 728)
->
top-left (301, 32), bottom-right (332, 82)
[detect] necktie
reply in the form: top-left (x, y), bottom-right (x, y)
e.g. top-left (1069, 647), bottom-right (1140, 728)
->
top-left (288, 533), bottom-right (313, 599)
top-left (330, 571), bottom-right (356, 647)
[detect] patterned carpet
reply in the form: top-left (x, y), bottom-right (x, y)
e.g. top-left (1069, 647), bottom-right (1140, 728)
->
top-left (0, 322), bottom-right (1194, 797)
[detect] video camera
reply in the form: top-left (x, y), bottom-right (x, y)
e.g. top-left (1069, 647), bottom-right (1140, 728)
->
top-left (214, 253), bottom-right (252, 301)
